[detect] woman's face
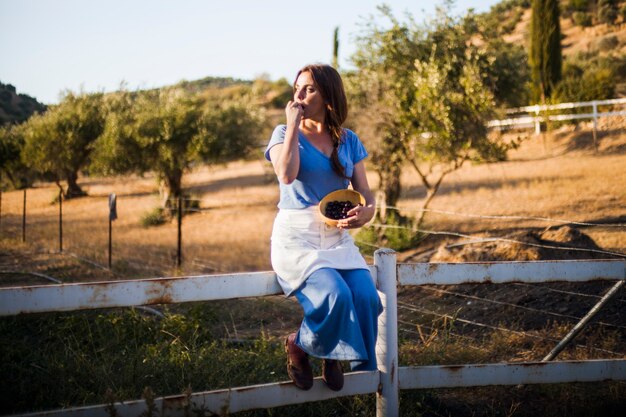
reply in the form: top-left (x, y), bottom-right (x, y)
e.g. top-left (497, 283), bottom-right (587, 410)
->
top-left (294, 71), bottom-right (325, 121)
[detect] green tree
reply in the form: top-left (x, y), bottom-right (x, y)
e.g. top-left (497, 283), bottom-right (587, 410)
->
top-left (406, 45), bottom-right (506, 228)
top-left (347, 5), bottom-right (512, 246)
top-left (332, 27), bottom-right (339, 69)
top-left (94, 88), bottom-right (265, 210)
top-left (346, 5), bottom-right (424, 230)
top-left (555, 56), bottom-right (616, 103)
top-left (0, 123), bottom-right (37, 189)
top-left (22, 92), bottom-right (105, 198)
top-left (530, 0), bottom-right (563, 102)
top-left (483, 39), bottom-right (531, 108)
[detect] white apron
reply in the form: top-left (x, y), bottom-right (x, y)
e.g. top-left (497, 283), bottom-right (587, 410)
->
top-left (270, 206), bottom-right (370, 294)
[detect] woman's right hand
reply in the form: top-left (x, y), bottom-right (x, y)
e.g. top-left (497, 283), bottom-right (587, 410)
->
top-left (285, 100), bottom-right (303, 127)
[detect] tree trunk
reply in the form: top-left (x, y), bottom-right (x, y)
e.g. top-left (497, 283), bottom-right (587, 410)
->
top-left (160, 169), bottom-right (183, 212)
top-left (375, 163), bottom-right (402, 223)
top-left (416, 183), bottom-right (442, 230)
top-left (413, 163), bottom-right (463, 230)
top-left (372, 131), bottom-right (404, 223)
top-left (54, 180), bottom-right (65, 201)
top-left (64, 170), bottom-right (86, 199)
top-left (2, 169), bottom-right (18, 190)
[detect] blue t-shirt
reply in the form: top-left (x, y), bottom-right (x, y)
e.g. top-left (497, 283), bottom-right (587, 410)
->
top-left (264, 124), bottom-right (368, 209)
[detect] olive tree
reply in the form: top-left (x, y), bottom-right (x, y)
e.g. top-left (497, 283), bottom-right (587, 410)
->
top-left (347, 5), bottom-right (514, 247)
top-left (0, 123), bottom-right (37, 189)
top-left (22, 92), bottom-right (105, 198)
top-left (406, 45), bottom-right (507, 228)
top-left (94, 87), bottom-right (265, 210)
top-left (346, 6), bottom-right (425, 223)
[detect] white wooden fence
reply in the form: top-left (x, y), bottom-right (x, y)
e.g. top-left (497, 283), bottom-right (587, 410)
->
top-left (487, 97), bottom-right (626, 136)
top-left (2, 252), bottom-right (625, 417)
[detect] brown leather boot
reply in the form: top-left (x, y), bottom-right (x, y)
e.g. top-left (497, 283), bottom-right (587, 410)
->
top-left (322, 359), bottom-right (344, 391)
top-left (285, 333), bottom-right (313, 390)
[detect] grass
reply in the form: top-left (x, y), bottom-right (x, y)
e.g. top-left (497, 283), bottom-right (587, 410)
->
top-left (1, 305), bottom-right (624, 416)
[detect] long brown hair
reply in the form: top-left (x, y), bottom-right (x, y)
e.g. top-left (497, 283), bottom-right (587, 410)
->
top-left (295, 64), bottom-right (348, 178)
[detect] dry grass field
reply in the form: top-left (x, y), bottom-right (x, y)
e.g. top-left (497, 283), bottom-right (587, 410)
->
top-left (397, 120), bottom-right (626, 260)
top-left (2, 119), bottom-right (624, 281)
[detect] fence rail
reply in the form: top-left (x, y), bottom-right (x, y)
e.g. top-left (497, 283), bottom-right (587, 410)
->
top-left (398, 359), bottom-right (626, 389)
top-left (3, 255), bottom-right (625, 417)
top-left (487, 98), bottom-right (626, 140)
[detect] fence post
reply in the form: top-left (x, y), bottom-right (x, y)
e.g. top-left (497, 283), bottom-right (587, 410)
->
top-left (177, 195), bottom-right (182, 268)
top-left (592, 101), bottom-right (598, 151)
top-left (59, 190), bottom-right (63, 253)
top-left (534, 105), bottom-right (541, 136)
top-left (375, 248), bottom-right (399, 417)
top-left (108, 193), bottom-right (117, 269)
top-left (22, 189), bottom-right (26, 242)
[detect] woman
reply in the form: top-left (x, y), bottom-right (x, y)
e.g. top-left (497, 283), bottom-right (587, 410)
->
top-left (264, 64), bottom-right (382, 391)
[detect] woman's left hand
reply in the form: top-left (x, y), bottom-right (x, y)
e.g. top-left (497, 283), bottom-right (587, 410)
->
top-left (336, 204), bottom-right (375, 229)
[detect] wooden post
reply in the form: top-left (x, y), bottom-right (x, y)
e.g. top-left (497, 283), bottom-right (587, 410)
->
top-left (22, 189), bottom-right (26, 242)
top-left (108, 193), bottom-right (117, 269)
top-left (108, 217), bottom-right (112, 269)
top-left (375, 248), bottom-right (399, 417)
top-left (59, 190), bottom-right (63, 253)
top-left (592, 101), bottom-right (598, 152)
top-left (534, 105), bottom-right (541, 136)
top-left (177, 195), bottom-right (182, 268)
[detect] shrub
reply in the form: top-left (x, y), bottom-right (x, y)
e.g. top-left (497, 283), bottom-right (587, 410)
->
top-left (140, 207), bottom-right (167, 227)
top-left (355, 210), bottom-right (424, 256)
top-left (555, 65), bottom-right (615, 104)
top-left (572, 11), bottom-right (593, 26)
top-left (568, 0), bottom-right (590, 12)
top-left (597, 0), bottom-right (618, 24)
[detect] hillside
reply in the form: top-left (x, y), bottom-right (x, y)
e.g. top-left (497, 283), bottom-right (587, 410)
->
top-left (0, 82), bottom-right (46, 125)
top-left (486, 0), bottom-right (626, 96)
top-left (499, 0), bottom-right (626, 55)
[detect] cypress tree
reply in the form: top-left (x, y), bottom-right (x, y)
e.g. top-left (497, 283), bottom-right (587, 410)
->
top-left (332, 27), bottom-right (339, 69)
top-left (530, 0), bottom-right (562, 102)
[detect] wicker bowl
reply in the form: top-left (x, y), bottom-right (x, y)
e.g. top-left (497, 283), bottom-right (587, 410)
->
top-left (319, 189), bottom-right (366, 227)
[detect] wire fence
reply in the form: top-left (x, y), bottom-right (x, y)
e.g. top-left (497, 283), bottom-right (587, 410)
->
top-left (396, 300), bottom-right (625, 358)
top-left (1, 188), bottom-right (624, 358)
top-left (1, 190), bottom-right (625, 276)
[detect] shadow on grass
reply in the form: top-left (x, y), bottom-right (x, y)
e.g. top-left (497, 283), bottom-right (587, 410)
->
top-left (401, 174), bottom-right (583, 200)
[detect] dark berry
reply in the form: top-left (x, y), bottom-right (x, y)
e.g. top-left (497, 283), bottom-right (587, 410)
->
top-left (325, 200), bottom-right (360, 220)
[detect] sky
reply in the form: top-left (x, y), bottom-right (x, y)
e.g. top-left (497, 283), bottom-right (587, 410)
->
top-left (1, 0), bottom-right (501, 104)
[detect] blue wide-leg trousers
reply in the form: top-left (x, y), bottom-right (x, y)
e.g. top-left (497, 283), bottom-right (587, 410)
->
top-left (293, 267), bottom-right (383, 371)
